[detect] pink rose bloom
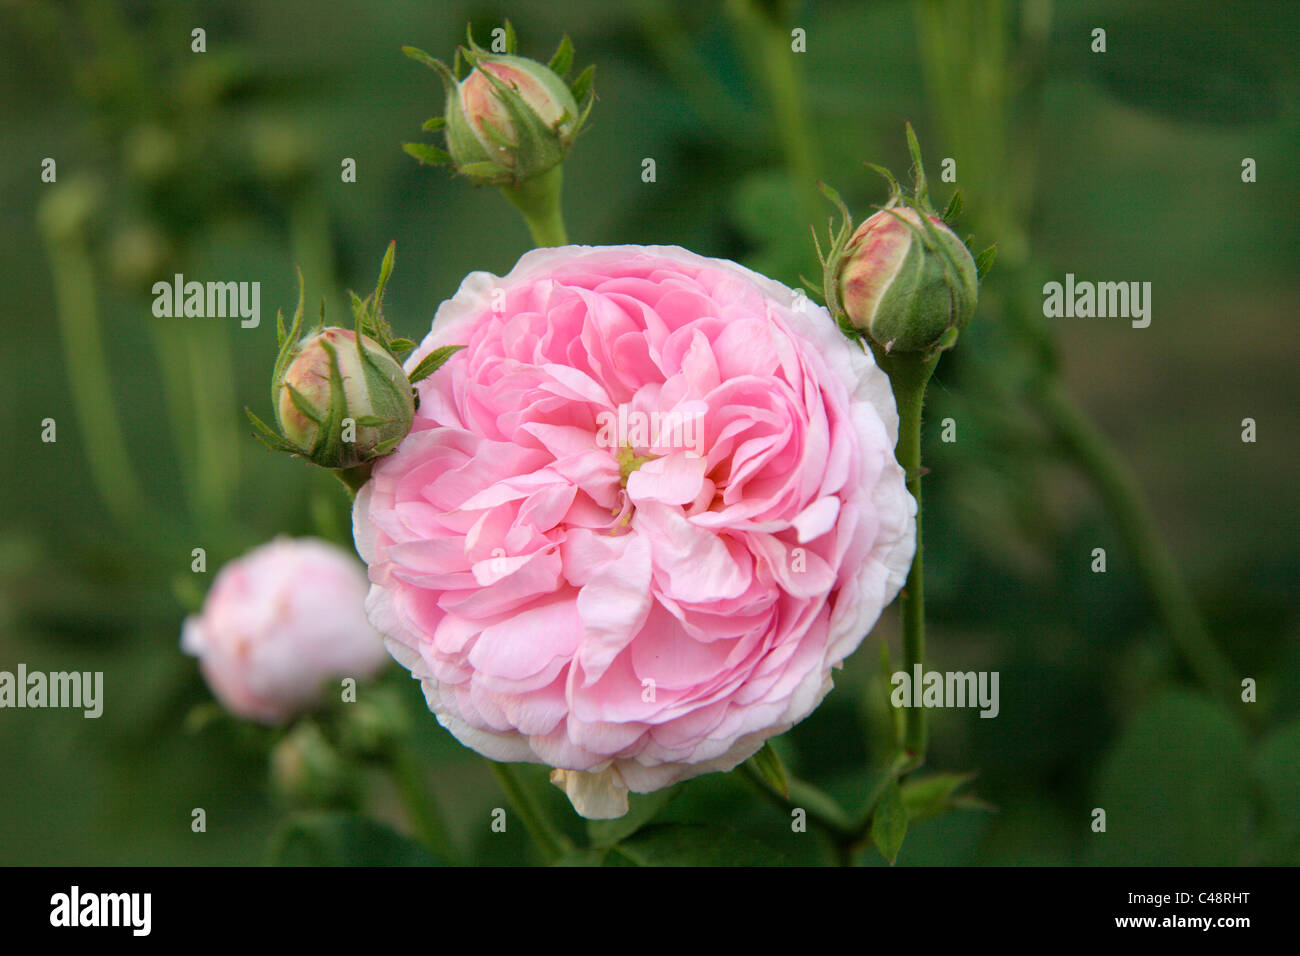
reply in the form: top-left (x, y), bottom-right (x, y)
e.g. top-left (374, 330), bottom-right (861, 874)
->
top-left (182, 537), bottom-right (390, 724)
top-left (354, 245), bottom-right (915, 817)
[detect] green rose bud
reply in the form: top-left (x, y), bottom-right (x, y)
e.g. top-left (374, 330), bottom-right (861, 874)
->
top-left (270, 722), bottom-right (359, 811)
top-left (443, 53), bottom-right (579, 184)
top-left (837, 205), bottom-right (978, 354)
top-left (247, 244), bottom-right (459, 489)
top-left (814, 123), bottom-right (994, 359)
top-left (402, 24), bottom-right (594, 188)
top-left (273, 326), bottom-right (414, 470)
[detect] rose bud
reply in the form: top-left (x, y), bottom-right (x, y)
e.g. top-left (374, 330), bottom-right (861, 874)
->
top-left (444, 53), bottom-right (579, 183)
top-left (836, 205), bottom-right (979, 354)
top-left (274, 327), bottom-right (415, 470)
top-left (249, 246), bottom-right (463, 491)
top-left (270, 721), bottom-right (360, 810)
top-left (402, 26), bottom-right (594, 187)
top-left (181, 537), bottom-right (390, 725)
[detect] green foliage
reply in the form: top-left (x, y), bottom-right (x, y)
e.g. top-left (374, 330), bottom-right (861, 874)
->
top-left (869, 780), bottom-right (908, 864)
top-left (746, 742), bottom-right (789, 798)
top-left (269, 812), bottom-right (440, 866)
top-left (1251, 719), bottom-right (1300, 864)
top-left (1072, 15), bottom-right (1279, 125)
top-left (407, 345), bottom-right (465, 384)
top-left (613, 824), bottom-right (784, 866)
top-left (1088, 692), bottom-right (1251, 866)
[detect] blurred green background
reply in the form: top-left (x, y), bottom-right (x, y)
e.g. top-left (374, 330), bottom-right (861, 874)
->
top-left (2, 0), bottom-right (1296, 865)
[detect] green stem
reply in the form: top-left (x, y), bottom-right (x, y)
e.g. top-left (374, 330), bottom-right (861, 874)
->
top-left (1034, 378), bottom-right (1240, 710)
top-left (489, 762), bottom-right (572, 863)
top-left (875, 347), bottom-right (941, 765)
top-left (499, 167), bottom-right (568, 247)
top-left (386, 746), bottom-right (461, 864)
top-left (42, 228), bottom-right (149, 529)
top-left (149, 321), bottom-right (205, 526)
top-left (897, 389), bottom-right (927, 761)
top-left (738, 762), bottom-right (855, 841)
top-left (335, 463), bottom-right (373, 498)
top-left (184, 324), bottom-right (239, 531)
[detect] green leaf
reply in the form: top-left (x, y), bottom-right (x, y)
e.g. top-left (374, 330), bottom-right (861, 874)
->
top-left (370, 434), bottom-right (405, 457)
top-left (900, 771), bottom-right (981, 824)
top-left (422, 116), bottom-right (446, 132)
top-left (552, 847), bottom-right (609, 866)
top-left (244, 407), bottom-right (299, 454)
top-left (816, 179), bottom-right (849, 217)
top-left (372, 241), bottom-right (396, 318)
top-left (455, 160), bottom-right (508, 182)
top-left (268, 813), bottom-right (440, 866)
top-left (586, 788), bottom-right (677, 848)
top-left (348, 290), bottom-right (369, 324)
top-left (401, 45), bottom-right (441, 71)
top-left (271, 267), bottom-right (307, 389)
top-left (403, 47), bottom-right (460, 95)
top-left (388, 337), bottom-right (415, 355)
top-left (503, 18), bottom-right (518, 55)
top-left (870, 779), bottom-right (908, 864)
top-left (1253, 718), bottom-right (1300, 864)
top-left (941, 188), bottom-right (963, 224)
top-left (862, 162), bottom-right (900, 198)
top-left (904, 121), bottom-right (929, 209)
top-left (285, 383), bottom-right (323, 424)
top-left (569, 64), bottom-right (595, 104)
top-left (613, 824), bottom-right (784, 866)
top-left (746, 742), bottom-right (789, 798)
top-left (1088, 691), bottom-right (1250, 865)
top-left (548, 34), bottom-right (575, 78)
top-left (975, 243), bottom-right (997, 281)
top-left (403, 142), bottom-right (451, 166)
top-left (408, 345), bottom-right (466, 384)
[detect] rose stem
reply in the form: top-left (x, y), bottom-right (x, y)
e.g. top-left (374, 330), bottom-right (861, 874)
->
top-left (489, 763), bottom-right (573, 863)
top-left (500, 166), bottom-right (569, 247)
top-left (875, 347), bottom-right (941, 768)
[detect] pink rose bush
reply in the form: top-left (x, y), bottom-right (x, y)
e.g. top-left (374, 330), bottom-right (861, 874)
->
top-left (353, 245), bottom-right (915, 817)
top-left (182, 537), bottom-right (390, 724)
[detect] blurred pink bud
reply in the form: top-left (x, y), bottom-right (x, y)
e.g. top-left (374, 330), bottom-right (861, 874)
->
top-left (181, 537), bottom-right (388, 724)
